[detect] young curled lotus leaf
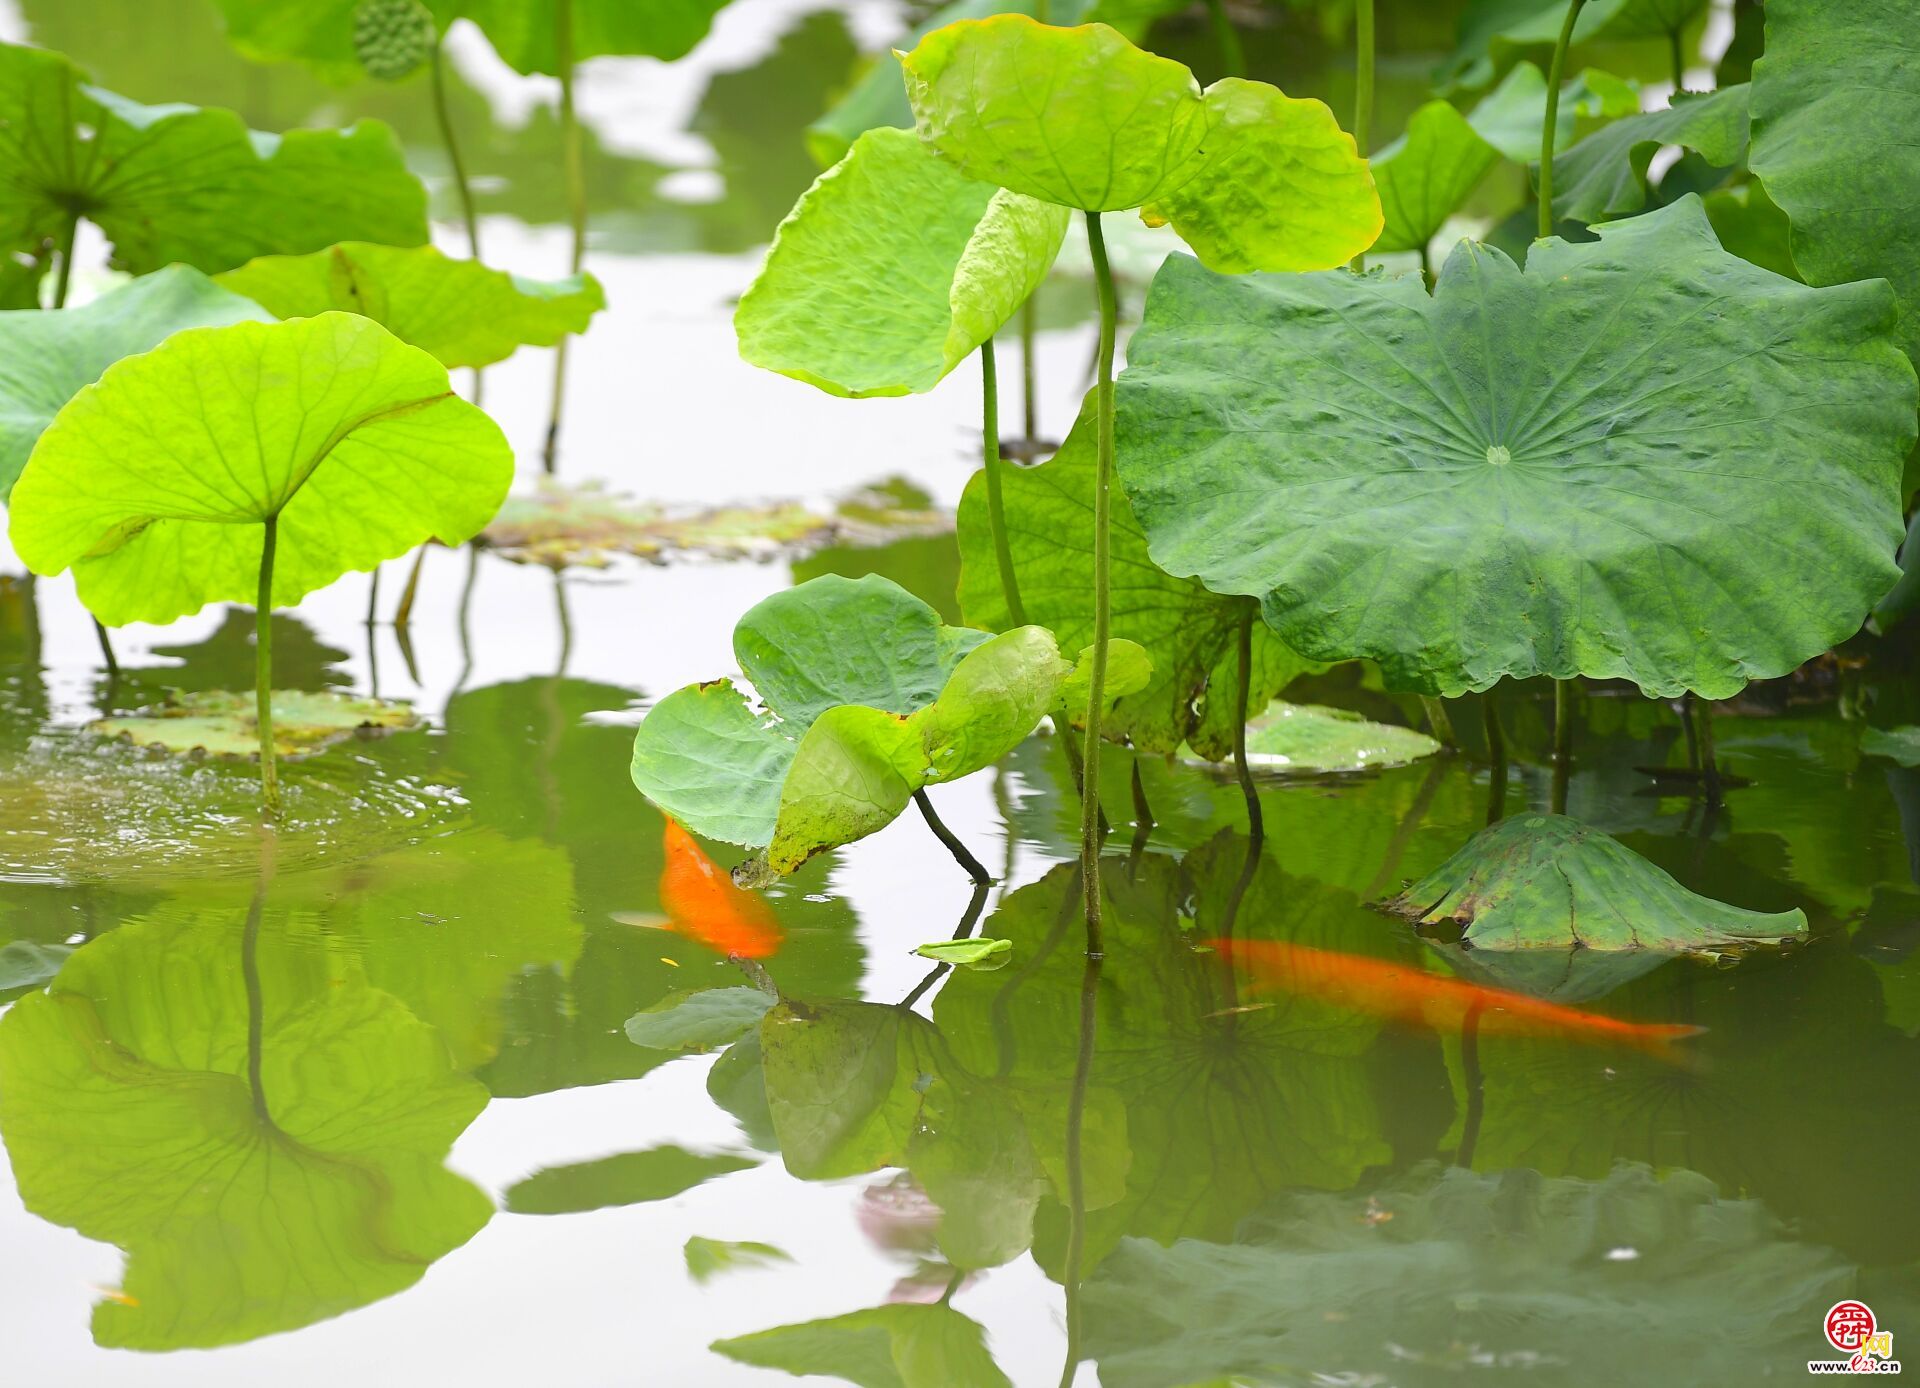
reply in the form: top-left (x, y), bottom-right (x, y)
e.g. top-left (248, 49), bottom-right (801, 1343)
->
top-left (625, 986), bottom-right (776, 1052)
top-left (1547, 84), bottom-right (1751, 225)
top-left (0, 42), bottom-right (427, 279)
top-left (92, 690), bottom-right (420, 762)
top-left (628, 574), bottom-right (1147, 874)
top-left (1384, 813), bottom-right (1806, 952)
top-left (217, 243), bottom-right (606, 370)
top-left (0, 266), bottom-right (270, 500)
top-left (1238, 702), bottom-right (1441, 774)
top-left (713, 1303), bottom-right (1012, 1388)
top-left (8, 313), bottom-right (513, 627)
top-left (912, 937), bottom-right (1012, 970)
top-left (735, 127), bottom-right (1068, 397)
top-left (1115, 197), bottom-right (1918, 699)
top-left (1139, 79), bottom-right (1381, 274)
top-left (956, 398), bottom-right (1321, 758)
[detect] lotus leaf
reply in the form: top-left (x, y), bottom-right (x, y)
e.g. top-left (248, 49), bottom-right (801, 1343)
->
top-left (217, 242), bottom-right (605, 369)
top-left (625, 985), bottom-right (776, 1051)
top-left (210, 0), bottom-right (457, 77)
top-left (1370, 101), bottom-right (1502, 255)
top-left (503, 1145), bottom-right (756, 1215)
top-left (1386, 813), bottom-right (1806, 952)
top-left (1750, 0), bottom-right (1920, 369)
top-left (735, 127), bottom-right (1067, 397)
top-left (1548, 83), bottom-right (1750, 224)
top-left (0, 42), bottom-right (427, 281)
top-left (9, 312), bottom-right (513, 627)
top-left (1465, 60), bottom-right (1640, 164)
top-left (1114, 198), bottom-right (1917, 698)
top-left (0, 265), bottom-right (269, 501)
top-left (92, 689), bottom-right (420, 761)
top-left (713, 1303), bottom-right (1012, 1388)
top-left (956, 399), bottom-right (1320, 758)
top-left (1862, 727), bottom-right (1920, 768)
top-left (912, 937), bottom-right (1012, 969)
top-left (629, 574), bottom-right (1147, 874)
top-left (684, 1236), bottom-right (790, 1283)
top-left (1239, 702), bottom-right (1442, 773)
top-left (0, 940), bottom-right (70, 992)
top-left (1443, 0), bottom-right (1709, 90)
top-left (1701, 181), bottom-right (1798, 281)
top-left (460, 0), bottom-right (729, 74)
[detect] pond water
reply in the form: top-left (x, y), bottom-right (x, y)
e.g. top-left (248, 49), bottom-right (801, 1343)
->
top-left (2, 1), bottom-right (1918, 1385)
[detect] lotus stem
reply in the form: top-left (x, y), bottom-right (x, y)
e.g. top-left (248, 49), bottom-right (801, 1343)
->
top-left (1539, 0), bottom-right (1589, 240)
top-left (914, 788), bottom-right (991, 886)
top-left (48, 209), bottom-right (78, 311)
top-left (1349, 0), bottom-right (1374, 272)
top-left (1128, 758), bottom-right (1154, 863)
top-left (92, 619), bottom-right (119, 680)
top-left (454, 542), bottom-right (479, 697)
top-left (1203, 0), bottom-right (1245, 79)
top-left (1484, 690), bottom-right (1507, 824)
top-left (980, 341), bottom-right (1029, 628)
top-left (1420, 694), bottom-right (1455, 747)
top-left (1232, 598), bottom-right (1264, 847)
top-left (1669, 26), bottom-right (1686, 91)
top-left (543, 0), bottom-right (587, 475)
top-left (393, 542), bottom-right (428, 627)
top-left (1696, 695), bottom-right (1721, 805)
top-left (430, 36), bottom-right (485, 409)
top-left (1020, 296), bottom-right (1040, 443)
top-left (1080, 210), bottom-right (1119, 955)
top-left (366, 565), bottom-right (381, 625)
top-left (255, 516), bottom-right (280, 816)
top-left (1055, 950), bottom-right (1101, 1388)
top-left (241, 830), bottom-right (278, 1126)
top-left (1551, 678), bottom-right (1574, 814)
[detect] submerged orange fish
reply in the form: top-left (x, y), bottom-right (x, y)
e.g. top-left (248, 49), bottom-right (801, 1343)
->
top-left (1204, 938), bottom-right (1704, 1058)
top-left (614, 819), bottom-right (783, 959)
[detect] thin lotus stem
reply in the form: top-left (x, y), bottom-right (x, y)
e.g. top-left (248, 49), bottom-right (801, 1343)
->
top-left (1080, 210), bottom-right (1119, 957)
top-left (1232, 598), bottom-right (1264, 847)
top-left (49, 209), bottom-right (78, 310)
top-left (980, 341), bottom-right (1028, 628)
top-left (92, 619), bottom-right (119, 680)
top-left (1679, 690), bottom-right (1701, 770)
top-left (1484, 690), bottom-right (1507, 825)
top-left (1349, 0), bottom-right (1374, 271)
top-left (1420, 694), bottom-right (1455, 747)
top-left (453, 542), bottom-right (479, 697)
top-left (1056, 951), bottom-right (1101, 1388)
top-left (255, 516), bottom-right (280, 816)
top-left (366, 564), bottom-right (381, 625)
top-left (241, 845), bottom-right (272, 1125)
top-left (1418, 239), bottom-right (1434, 290)
top-left (914, 788), bottom-right (991, 886)
top-left (1697, 694), bottom-right (1721, 805)
top-left (1551, 678), bottom-right (1574, 814)
top-left (553, 565), bottom-right (573, 676)
top-left (1539, 0), bottom-right (1589, 240)
top-left (393, 543), bottom-right (428, 627)
top-left (1127, 757), bottom-right (1154, 865)
top-left (1669, 25), bottom-right (1686, 91)
top-left (1020, 296), bottom-right (1040, 442)
top-left (1203, 0), bottom-right (1245, 78)
top-left (430, 37), bottom-right (482, 261)
top-left (543, 0), bottom-right (586, 475)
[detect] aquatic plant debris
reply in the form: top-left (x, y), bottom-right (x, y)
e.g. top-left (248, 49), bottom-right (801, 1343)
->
top-left (92, 691), bottom-right (422, 762)
top-left (1237, 701), bottom-right (1441, 773)
top-left (1385, 813), bottom-right (1807, 953)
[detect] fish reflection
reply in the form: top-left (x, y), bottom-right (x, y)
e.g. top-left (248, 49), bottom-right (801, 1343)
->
top-left (1205, 939), bottom-right (1704, 1057)
top-left (615, 819), bottom-right (782, 959)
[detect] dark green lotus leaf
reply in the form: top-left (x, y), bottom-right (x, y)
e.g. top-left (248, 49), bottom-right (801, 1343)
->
top-left (1385, 812), bottom-right (1806, 952)
top-left (0, 266), bottom-right (269, 500)
top-left (0, 912), bottom-right (491, 1349)
top-left (625, 985), bottom-right (776, 1052)
top-left (735, 127), bottom-right (1067, 397)
top-left (210, 0), bottom-right (457, 78)
top-left (713, 1303), bottom-right (1012, 1388)
top-left (1443, 0), bottom-right (1709, 90)
top-left (1703, 180), bottom-right (1799, 279)
top-left (0, 42), bottom-right (427, 280)
top-left (1115, 197), bottom-right (1917, 698)
top-left (504, 1146), bottom-right (755, 1215)
top-left (1549, 84), bottom-right (1750, 225)
top-left (1862, 726), bottom-right (1920, 768)
top-left (1239, 701), bottom-right (1441, 773)
top-left (1750, 0), bottom-right (1920, 370)
top-left (462, 0), bottom-right (729, 74)
top-left (91, 690), bottom-right (420, 761)
top-left (629, 574), bottom-right (1147, 873)
top-left (1084, 1162), bottom-right (1856, 1388)
top-left (684, 1236), bottom-right (791, 1283)
top-left (218, 242), bottom-right (605, 369)
top-left (957, 398), bottom-right (1319, 758)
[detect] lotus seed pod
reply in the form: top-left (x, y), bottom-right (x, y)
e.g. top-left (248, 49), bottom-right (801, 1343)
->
top-left (353, 0), bottom-right (435, 81)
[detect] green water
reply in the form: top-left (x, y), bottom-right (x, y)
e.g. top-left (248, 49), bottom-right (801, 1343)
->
top-left (3, 1), bottom-right (1918, 1385)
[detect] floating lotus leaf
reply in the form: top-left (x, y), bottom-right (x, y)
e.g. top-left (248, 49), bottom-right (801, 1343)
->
top-left (1751, 0), bottom-right (1920, 369)
top-left (1385, 813), bottom-right (1807, 952)
top-left (957, 397), bottom-right (1320, 759)
top-left (92, 690), bottom-right (420, 762)
top-left (218, 242), bottom-right (605, 369)
top-left (461, 0), bottom-right (730, 73)
top-left (912, 937), bottom-right (1011, 969)
top-left (1549, 84), bottom-right (1750, 225)
top-left (1861, 726), bottom-right (1920, 768)
top-left (503, 1145), bottom-right (756, 1216)
top-left (629, 575), bottom-right (1148, 873)
top-left (684, 1236), bottom-right (791, 1283)
top-left (713, 1303), bottom-right (1012, 1388)
top-left (1237, 701), bottom-right (1441, 773)
top-left (736, 127), bottom-right (1067, 397)
top-left (0, 42), bottom-right (426, 279)
top-left (1115, 198), bottom-right (1917, 698)
top-left (625, 986), bottom-right (776, 1052)
top-left (9, 313), bottom-right (513, 627)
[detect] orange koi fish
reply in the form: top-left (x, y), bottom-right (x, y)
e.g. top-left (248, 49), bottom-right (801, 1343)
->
top-left (614, 819), bottom-right (783, 959)
top-left (1204, 938), bottom-right (1704, 1057)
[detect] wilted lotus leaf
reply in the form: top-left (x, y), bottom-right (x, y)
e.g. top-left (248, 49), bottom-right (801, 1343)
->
top-left (482, 483), bottom-right (826, 568)
top-left (93, 690), bottom-right (421, 762)
top-left (1237, 702), bottom-right (1441, 774)
top-left (1386, 813), bottom-right (1806, 952)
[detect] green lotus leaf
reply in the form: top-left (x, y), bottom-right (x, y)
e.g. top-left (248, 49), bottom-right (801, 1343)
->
top-left (713, 1303), bottom-right (1012, 1388)
top-left (625, 985), bottom-right (776, 1052)
top-left (629, 574), bottom-right (1147, 873)
top-left (1861, 726), bottom-right (1920, 768)
top-left (900, 15), bottom-right (1213, 212)
top-left (1751, 0), bottom-right (1920, 370)
top-left (1139, 78), bottom-right (1380, 273)
top-left (1443, 0), bottom-right (1709, 90)
top-left (735, 127), bottom-right (1068, 397)
top-left (957, 398), bottom-right (1320, 758)
top-left (8, 312), bottom-right (514, 627)
top-left (1114, 198), bottom-right (1917, 698)
top-left (1702, 181), bottom-right (1798, 281)
top-left (1238, 701), bottom-right (1442, 773)
top-left (461, 0), bottom-right (729, 74)
top-left (1464, 60), bottom-right (1641, 165)
top-left (210, 0), bottom-right (457, 78)
top-left (217, 242), bottom-right (606, 369)
top-left (0, 911), bottom-right (491, 1349)
top-left (912, 937), bottom-right (1012, 968)
top-left (1548, 83), bottom-right (1750, 225)
top-left (1369, 101), bottom-right (1501, 255)
top-left (91, 689), bottom-right (420, 761)
top-left (1385, 812), bottom-right (1807, 951)
top-left (503, 1145), bottom-right (756, 1215)
top-left (0, 42), bottom-right (427, 280)
top-left (0, 265), bottom-right (269, 501)
top-left (684, 1236), bottom-right (791, 1283)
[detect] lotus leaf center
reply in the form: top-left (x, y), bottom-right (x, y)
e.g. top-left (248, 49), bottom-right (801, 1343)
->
top-left (1486, 444), bottom-right (1512, 467)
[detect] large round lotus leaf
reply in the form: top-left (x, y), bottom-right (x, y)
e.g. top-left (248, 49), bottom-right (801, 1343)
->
top-left (735, 127), bottom-right (1068, 397)
top-left (0, 42), bottom-right (427, 279)
top-left (1115, 197), bottom-right (1918, 698)
top-left (0, 266), bottom-right (270, 500)
top-left (956, 396), bottom-right (1320, 760)
top-left (1140, 78), bottom-right (1380, 274)
top-left (8, 313), bottom-right (514, 627)
top-left (1385, 813), bottom-right (1806, 953)
top-left (92, 690), bottom-right (421, 762)
top-left (217, 243), bottom-right (605, 370)
top-left (900, 16), bottom-right (1213, 212)
top-left (1751, 0), bottom-right (1920, 370)
top-left (460, 0), bottom-right (728, 73)
top-left (1548, 84), bottom-right (1750, 225)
